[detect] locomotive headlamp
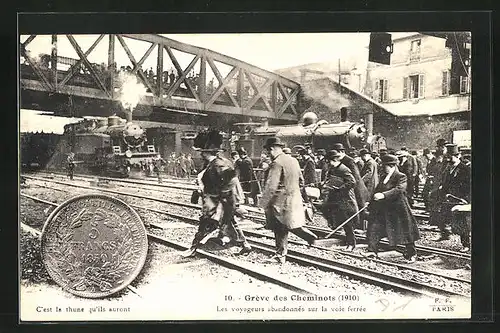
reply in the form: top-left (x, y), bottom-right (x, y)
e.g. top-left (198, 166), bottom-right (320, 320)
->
top-left (125, 150), bottom-right (133, 158)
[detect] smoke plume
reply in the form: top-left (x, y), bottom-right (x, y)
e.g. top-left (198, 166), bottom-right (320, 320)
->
top-left (116, 71), bottom-right (147, 112)
top-left (301, 78), bottom-right (351, 111)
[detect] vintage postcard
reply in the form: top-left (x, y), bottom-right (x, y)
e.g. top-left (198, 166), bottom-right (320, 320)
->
top-left (19, 27), bottom-right (473, 321)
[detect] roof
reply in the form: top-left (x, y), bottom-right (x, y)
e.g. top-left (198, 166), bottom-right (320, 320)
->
top-left (254, 121), bottom-right (356, 137)
top-left (380, 95), bottom-right (470, 117)
top-left (302, 76), bottom-right (470, 117)
top-left (20, 109), bottom-right (82, 134)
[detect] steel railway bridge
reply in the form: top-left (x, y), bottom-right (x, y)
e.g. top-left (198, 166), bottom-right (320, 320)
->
top-left (20, 34), bottom-right (302, 130)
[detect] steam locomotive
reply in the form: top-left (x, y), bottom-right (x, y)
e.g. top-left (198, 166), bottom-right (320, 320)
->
top-left (233, 111), bottom-right (387, 162)
top-left (64, 115), bottom-right (159, 177)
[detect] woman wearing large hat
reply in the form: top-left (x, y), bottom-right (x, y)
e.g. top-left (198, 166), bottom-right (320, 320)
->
top-left (365, 154), bottom-right (421, 263)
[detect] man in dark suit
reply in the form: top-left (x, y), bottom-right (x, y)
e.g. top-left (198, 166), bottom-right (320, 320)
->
top-left (297, 145), bottom-right (317, 186)
top-left (364, 154), bottom-right (421, 263)
top-left (316, 149), bottom-right (330, 182)
top-left (330, 143), bottom-right (369, 228)
top-left (321, 150), bottom-right (359, 251)
top-left (183, 130), bottom-right (252, 257)
top-left (235, 147), bottom-right (261, 207)
top-left (396, 148), bottom-right (417, 206)
top-left (260, 138), bottom-right (318, 264)
top-left (359, 148), bottom-right (379, 198)
top-left (437, 144), bottom-right (471, 250)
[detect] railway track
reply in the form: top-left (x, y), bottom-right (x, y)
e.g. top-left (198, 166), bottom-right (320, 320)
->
top-left (21, 178), bottom-right (471, 298)
top-left (19, 195), bottom-right (320, 296)
top-left (28, 171), bottom-right (432, 220)
top-left (24, 173), bottom-right (468, 262)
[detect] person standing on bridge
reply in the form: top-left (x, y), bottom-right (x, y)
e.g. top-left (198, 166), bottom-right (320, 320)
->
top-left (259, 138), bottom-right (318, 264)
top-left (183, 130), bottom-right (252, 257)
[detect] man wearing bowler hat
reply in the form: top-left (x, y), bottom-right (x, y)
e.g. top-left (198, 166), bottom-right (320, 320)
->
top-left (260, 137), bottom-right (318, 264)
top-left (321, 150), bottom-right (359, 251)
top-left (329, 143), bottom-right (370, 227)
top-left (316, 149), bottom-right (329, 182)
top-left (183, 129), bottom-right (252, 257)
top-left (435, 144), bottom-right (471, 249)
top-left (365, 154), bottom-right (420, 263)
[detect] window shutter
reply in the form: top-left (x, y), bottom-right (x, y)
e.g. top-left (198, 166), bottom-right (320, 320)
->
top-left (403, 77), bottom-right (408, 100)
top-left (418, 74), bottom-right (425, 98)
top-left (383, 79), bottom-right (388, 102)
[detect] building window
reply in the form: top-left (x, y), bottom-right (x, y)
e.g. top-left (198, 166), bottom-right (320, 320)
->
top-left (409, 39), bottom-right (421, 62)
top-left (441, 71), bottom-right (450, 96)
top-left (377, 79), bottom-right (388, 102)
top-left (460, 75), bottom-right (469, 94)
top-left (403, 74), bottom-right (425, 99)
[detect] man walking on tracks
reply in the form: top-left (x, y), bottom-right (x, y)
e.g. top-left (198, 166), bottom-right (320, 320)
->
top-left (153, 154), bottom-right (166, 184)
top-left (183, 130), bottom-right (252, 257)
top-left (331, 143), bottom-right (369, 229)
top-left (259, 138), bottom-right (318, 264)
top-left (364, 154), bottom-right (420, 263)
top-left (321, 150), bottom-right (359, 252)
top-left (67, 152), bottom-right (75, 180)
top-left (436, 144), bottom-right (471, 250)
top-left (235, 147), bottom-right (261, 207)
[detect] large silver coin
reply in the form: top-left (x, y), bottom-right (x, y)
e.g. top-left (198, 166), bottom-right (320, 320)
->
top-left (40, 194), bottom-right (148, 298)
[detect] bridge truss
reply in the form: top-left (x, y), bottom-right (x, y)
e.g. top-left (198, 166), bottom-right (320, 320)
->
top-left (20, 34), bottom-right (301, 121)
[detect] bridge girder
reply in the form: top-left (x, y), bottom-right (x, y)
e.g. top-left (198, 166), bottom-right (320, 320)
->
top-left (20, 34), bottom-right (301, 122)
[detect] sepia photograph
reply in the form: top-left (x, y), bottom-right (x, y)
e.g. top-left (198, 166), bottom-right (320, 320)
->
top-left (19, 27), bottom-right (474, 321)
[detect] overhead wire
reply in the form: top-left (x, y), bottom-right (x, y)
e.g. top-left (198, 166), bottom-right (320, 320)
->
top-left (453, 32), bottom-right (470, 79)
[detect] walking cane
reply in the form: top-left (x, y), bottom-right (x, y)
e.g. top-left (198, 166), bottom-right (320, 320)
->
top-left (324, 203), bottom-right (370, 239)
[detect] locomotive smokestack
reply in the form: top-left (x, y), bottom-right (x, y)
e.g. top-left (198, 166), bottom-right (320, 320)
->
top-left (340, 107), bottom-right (348, 122)
top-left (125, 110), bottom-right (133, 123)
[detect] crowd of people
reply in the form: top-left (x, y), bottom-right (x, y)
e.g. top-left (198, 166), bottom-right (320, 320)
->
top-left (181, 129), bottom-right (471, 266)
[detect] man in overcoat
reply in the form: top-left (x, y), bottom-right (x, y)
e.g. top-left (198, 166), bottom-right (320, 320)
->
top-left (359, 148), bottom-right (379, 198)
top-left (67, 152), bottom-right (75, 180)
top-left (331, 143), bottom-right (369, 228)
top-left (297, 145), bottom-right (317, 186)
top-left (259, 138), bottom-right (318, 264)
top-left (365, 154), bottom-right (421, 263)
top-left (183, 130), bottom-right (252, 257)
top-left (428, 150), bottom-right (451, 236)
top-left (315, 149), bottom-right (328, 181)
top-left (320, 150), bottom-right (359, 251)
top-left (396, 148), bottom-right (417, 206)
top-left (235, 147), bottom-right (261, 207)
top-left (437, 144), bottom-right (471, 250)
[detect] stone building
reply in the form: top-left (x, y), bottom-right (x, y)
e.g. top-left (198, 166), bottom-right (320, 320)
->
top-left (275, 32), bottom-right (472, 150)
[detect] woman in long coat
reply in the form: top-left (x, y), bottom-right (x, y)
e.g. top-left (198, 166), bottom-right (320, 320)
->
top-left (365, 154), bottom-right (420, 263)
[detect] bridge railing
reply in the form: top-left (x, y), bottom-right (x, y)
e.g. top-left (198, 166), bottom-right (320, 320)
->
top-left (20, 34), bottom-right (301, 120)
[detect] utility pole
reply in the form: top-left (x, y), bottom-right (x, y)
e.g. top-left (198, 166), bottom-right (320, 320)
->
top-left (364, 62), bottom-right (374, 136)
top-left (338, 58), bottom-right (342, 95)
